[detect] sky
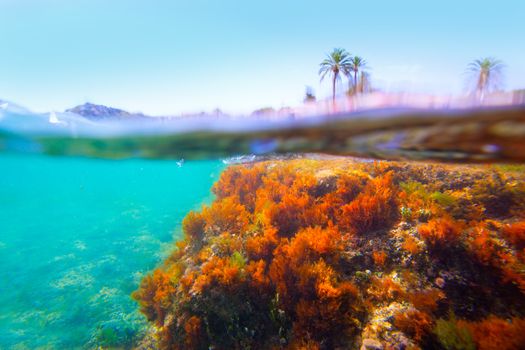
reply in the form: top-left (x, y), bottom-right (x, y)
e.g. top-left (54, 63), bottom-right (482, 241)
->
top-left (1, 0), bottom-right (524, 115)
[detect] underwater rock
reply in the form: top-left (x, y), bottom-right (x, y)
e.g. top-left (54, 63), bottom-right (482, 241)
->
top-left (360, 338), bottom-right (384, 350)
top-left (133, 159), bottom-right (525, 349)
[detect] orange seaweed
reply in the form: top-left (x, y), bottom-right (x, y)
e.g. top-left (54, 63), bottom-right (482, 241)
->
top-left (394, 309), bottom-right (433, 342)
top-left (182, 210), bottom-right (206, 242)
top-left (457, 316), bottom-right (525, 350)
top-left (418, 217), bottom-right (464, 248)
top-left (338, 172), bottom-right (398, 235)
top-left (402, 235), bottom-right (422, 254)
top-left (372, 250), bottom-right (387, 266)
top-left (202, 196), bottom-right (250, 235)
top-left (408, 289), bottom-right (445, 312)
top-left (502, 221), bottom-right (525, 250)
top-left (131, 269), bottom-right (176, 326)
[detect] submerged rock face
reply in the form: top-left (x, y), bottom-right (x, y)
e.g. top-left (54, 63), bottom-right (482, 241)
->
top-left (133, 159), bottom-right (525, 349)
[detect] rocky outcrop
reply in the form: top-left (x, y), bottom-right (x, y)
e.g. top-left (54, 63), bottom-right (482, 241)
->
top-left (66, 103), bottom-right (148, 120)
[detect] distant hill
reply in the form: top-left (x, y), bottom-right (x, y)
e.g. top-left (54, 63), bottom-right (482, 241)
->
top-left (65, 103), bottom-right (149, 120)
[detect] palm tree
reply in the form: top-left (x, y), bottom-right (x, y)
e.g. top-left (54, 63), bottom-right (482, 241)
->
top-left (319, 48), bottom-right (352, 103)
top-left (358, 71), bottom-right (371, 94)
top-left (304, 86), bottom-right (316, 102)
top-left (468, 57), bottom-right (504, 100)
top-left (348, 56), bottom-right (367, 94)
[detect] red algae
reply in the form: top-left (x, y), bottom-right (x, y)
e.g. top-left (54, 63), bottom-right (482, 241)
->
top-left (133, 159), bottom-right (525, 349)
top-left (457, 316), bottom-right (525, 350)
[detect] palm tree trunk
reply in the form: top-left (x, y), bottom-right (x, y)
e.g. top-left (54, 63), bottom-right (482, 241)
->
top-left (354, 70), bottom-right (358, 95)
top-left (332, 74), bottom-right (336, 104)
top-left (478, 72), bottom-right (487, 102)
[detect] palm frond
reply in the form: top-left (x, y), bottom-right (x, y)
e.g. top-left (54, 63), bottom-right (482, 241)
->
top-left (319, 69), bottom-right (330, 82)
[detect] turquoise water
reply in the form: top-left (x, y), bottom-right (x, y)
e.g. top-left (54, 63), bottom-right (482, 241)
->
top-left (0, 154), bottom-right (223, 349)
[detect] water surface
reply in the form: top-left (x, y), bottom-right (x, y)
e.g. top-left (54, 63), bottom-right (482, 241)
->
top-left (1, 103), bottom-right (525, 349)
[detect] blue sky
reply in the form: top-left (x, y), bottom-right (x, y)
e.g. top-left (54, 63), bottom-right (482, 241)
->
top-left (1, 0), bottom-right (524, 115)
